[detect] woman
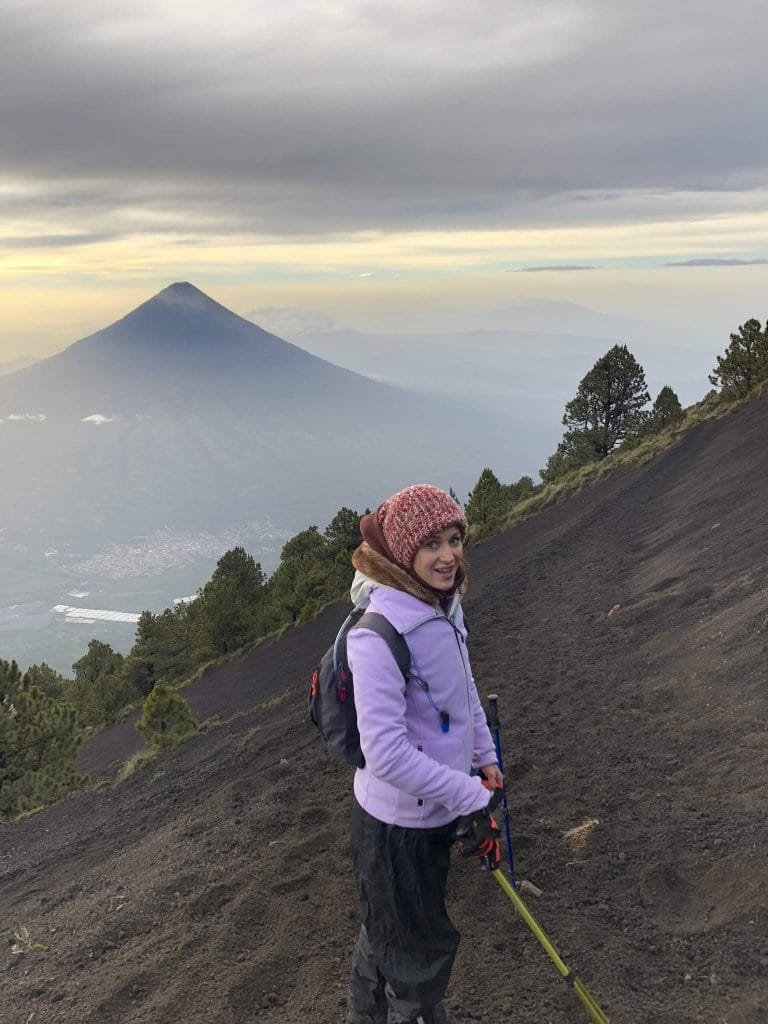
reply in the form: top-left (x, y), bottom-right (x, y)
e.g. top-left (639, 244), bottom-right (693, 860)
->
top-left (346, 484), bottom-right (503, 1024)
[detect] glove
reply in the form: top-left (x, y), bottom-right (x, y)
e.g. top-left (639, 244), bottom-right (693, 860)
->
top-left (454, 784), bottom-right (502, 869)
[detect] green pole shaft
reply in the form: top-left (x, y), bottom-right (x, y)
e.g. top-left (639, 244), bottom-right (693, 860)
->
top-left (493, 870), bottom-right (571, 978)
top-left (491, 869), bottom-right (610, 1024)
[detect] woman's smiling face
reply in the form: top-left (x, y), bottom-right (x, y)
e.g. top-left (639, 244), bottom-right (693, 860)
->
top-left (411, 524), bottom-right (463, 591)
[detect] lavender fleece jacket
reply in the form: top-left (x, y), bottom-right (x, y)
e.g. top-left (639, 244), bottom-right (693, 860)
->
top-left (347, 581), bottom-right (498, 828)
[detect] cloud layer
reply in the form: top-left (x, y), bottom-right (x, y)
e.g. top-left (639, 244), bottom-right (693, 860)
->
top-left (2, 0), bottom-right (768, 244)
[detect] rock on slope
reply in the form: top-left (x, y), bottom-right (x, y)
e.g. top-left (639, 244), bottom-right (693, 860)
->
top-left (1, 395), bottom-right (767, 1024)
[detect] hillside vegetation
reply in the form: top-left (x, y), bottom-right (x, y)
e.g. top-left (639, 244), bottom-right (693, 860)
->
top-left (3, 316), bottom-right (768, 820)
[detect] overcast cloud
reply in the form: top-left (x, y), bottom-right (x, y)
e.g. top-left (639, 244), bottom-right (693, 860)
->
top-left (2, 0), bottom-right (768, 240)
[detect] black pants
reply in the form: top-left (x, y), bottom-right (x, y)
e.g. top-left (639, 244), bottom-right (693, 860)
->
top-left (347, 799), bottom-right (459, 1024)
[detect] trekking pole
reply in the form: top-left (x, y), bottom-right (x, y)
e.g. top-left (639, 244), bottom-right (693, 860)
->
top-left (491, 869), bottom-right (610, 1024)
top-left (485, 693), bottom-right (515, 883)
top-left (484, 694), bottom-right (610, 1021)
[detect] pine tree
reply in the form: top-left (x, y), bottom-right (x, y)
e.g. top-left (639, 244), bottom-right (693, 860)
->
top-left (261, 526), bottom-right (333, 627)
top-left (709, 318), bottom-right (768, 398)
top-left (540, 434), bottom-right (595, 484)
top-left (207, 547), bottom-right (265, 603)
top-left (323, 507), bottom-right (362, 596)
top-left (122, 611), bottom-right (161, 697)
top-left (65, 639), bottom-right (131, 728)
top-left (561, 344), bottom-right (650, 460)
top-left (542, 344), bottom-right (650, 482)
top-left (194, 548), bottom-right (266, 656)
top-left (24, 663), bottom-right (67, 698)
top-left (465, 468), bottom-right (507, 528)
top-left (0, 661), bottom-right (22, 788)
top-left (324, 507), bottom-right (361, 555)
top-left (652, 386), bottom-right (684, 428)
top-left (0, 659), bottom-right (83, 817)
top-left (72, 639), bottom-right (124, 685)
top-left (504, 474), bottom-right (537, 505)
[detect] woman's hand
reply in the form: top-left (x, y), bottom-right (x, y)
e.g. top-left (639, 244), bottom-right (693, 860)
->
top-left (479, 763), bottom-right (504, 790)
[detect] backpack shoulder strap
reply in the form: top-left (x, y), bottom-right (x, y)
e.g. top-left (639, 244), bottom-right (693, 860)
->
top-left (352, 612), bottom-right (411, 679)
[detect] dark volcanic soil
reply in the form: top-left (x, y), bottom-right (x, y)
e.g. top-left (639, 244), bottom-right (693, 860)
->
top-left (2, 396), bottom-right (768, 1024)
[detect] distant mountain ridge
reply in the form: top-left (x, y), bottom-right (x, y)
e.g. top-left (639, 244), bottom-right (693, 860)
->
top-left (290, 323), bottom-right (713, 428)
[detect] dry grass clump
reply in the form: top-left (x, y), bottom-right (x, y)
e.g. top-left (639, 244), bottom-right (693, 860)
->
top-left (562, 818), bottom-right (600, 854)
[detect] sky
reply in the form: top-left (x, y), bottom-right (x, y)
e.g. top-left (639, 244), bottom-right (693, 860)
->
top-left (1, 0), bottom-right (768, 359)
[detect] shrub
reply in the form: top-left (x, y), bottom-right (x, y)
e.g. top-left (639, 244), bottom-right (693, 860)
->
top-left (136, 684), bottom-right (198, 750)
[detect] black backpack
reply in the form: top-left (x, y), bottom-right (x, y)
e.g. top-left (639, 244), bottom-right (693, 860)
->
top-left (309, 603), bottom-right (410, 767)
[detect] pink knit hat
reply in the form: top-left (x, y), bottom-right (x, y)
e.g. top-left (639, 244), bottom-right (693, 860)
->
top-left (375, 484), bottom-right (466, 569)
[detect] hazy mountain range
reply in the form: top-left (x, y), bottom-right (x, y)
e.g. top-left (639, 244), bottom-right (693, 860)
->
top-left (245, 297), bottom-right (718, 447)
top-left (278, 322), bottom-right (713, 431)
top-left (0, 283), bottom-right (536, 557)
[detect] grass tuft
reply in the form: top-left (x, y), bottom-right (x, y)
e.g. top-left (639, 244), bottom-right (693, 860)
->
top-left (562, 818), bottom-right (600, 854)
top-left (10, 926), bottom-right (47, 954)
top-left (117, 748), bottom-right (158, 782)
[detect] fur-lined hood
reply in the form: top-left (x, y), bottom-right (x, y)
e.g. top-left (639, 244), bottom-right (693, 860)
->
top-left (350, 541), bottom-right (466, 610)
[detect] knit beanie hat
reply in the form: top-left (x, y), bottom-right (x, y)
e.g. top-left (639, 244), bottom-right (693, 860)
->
top-left (372, 484), bottom-right (466, 569)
